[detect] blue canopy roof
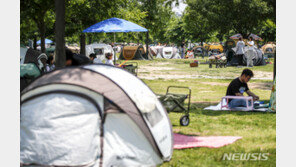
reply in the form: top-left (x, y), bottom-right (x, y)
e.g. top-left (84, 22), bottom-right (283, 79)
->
top-left (82, 17), bottom-right (148, 33)
top-left (37, 39), bottom-right (53, 44)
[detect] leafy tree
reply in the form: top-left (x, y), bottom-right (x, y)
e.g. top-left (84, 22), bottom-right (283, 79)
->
top-left (183, 0), bottom-right (275, 41)
top-left (183, 0), bottom-right (213, 46)
top-left (20, 0), bottom-right (55, 53)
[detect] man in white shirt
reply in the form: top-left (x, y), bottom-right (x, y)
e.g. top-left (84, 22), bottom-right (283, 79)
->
top-left (105, 53), bottom-right (114, 66)
top-left (236, 37), bottom-right (245, 65)
top-left (246, 37), bottom-right (256, 67)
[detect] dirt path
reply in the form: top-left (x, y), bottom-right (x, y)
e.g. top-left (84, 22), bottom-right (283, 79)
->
top-left (137, 62), bottom-right (273, 80)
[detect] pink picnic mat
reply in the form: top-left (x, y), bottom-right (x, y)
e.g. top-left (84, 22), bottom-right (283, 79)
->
top-left (173, 133), bottom-right (242, 149)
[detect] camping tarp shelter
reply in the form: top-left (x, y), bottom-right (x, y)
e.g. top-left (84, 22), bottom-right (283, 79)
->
top-left (20, 64), bottom-right (173, 166)
top-left (119, 45), bottom-right (151, 60)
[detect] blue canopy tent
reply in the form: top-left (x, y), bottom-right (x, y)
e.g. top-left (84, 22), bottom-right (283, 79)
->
top-left (82, 17), bottom-right (149, 64)
top-left (37, 39), bottom-right (53, 45)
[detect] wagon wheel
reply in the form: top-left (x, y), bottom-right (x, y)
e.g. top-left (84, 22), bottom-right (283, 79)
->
top-left (180, 115), bottom-right (190, 126)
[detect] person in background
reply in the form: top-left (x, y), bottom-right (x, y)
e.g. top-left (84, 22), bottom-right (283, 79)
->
top-left (236, 37), bottom-right (245, 65)
top-left (226, 69), bottom-right (259, 108)
top-left (65, 48), bottom-right (74, 66)
top-left (246, 37), bottom-right (256, 67)
top-left (90, 53), bottom-right (102, 64)
top-left (180, 41), bottom-right (185, 59)
top-left (105, 53), bottom-right (114, 66)
top-left (45, 55), bottom-right (55, 72)
top-left (37, 53), bottom-right (48, 73)
top-left (89, 53), bottom-right (96, 63)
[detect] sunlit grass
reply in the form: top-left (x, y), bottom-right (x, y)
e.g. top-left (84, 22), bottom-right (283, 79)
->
top-left (128, 58), bottom-right (276, 167)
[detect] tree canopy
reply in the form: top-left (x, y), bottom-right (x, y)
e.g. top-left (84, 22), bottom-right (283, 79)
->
top-left (20, 0), bottom-right (276, 48)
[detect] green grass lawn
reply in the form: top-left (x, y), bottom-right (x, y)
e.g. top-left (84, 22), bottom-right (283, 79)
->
top-left (126, 59), bottom-right (276, 167)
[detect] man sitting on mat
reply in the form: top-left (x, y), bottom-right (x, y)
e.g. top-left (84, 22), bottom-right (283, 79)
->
top-left (226, 69), bottom-right (259, 108)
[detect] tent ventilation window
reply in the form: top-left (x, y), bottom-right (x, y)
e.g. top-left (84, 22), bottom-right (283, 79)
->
top-left (143, 108), bottom-right (163, 127)
top-left (94, 48), bottom-right (103, 55)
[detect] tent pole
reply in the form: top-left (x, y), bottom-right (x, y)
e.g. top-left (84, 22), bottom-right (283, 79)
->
top-left (113, 33), bottom-right (116, 65)
top-left (146, 31), bottom-right (149, 58)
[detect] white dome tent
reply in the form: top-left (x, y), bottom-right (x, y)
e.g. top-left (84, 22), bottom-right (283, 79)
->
top-left (156, 47), bottom-right (180, 59)
top-left (20, 64), bottom-right (173, 167)
top-left (85, 43), bottom-right (117, 62)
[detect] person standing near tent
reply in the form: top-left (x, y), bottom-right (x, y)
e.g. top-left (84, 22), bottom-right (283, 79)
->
top-left (105, 53), bottom-right (114, 66)
top-left (89, 53), bottom-right (102, 64)
top-left (246, 37), bottom-right (256, 67)
top-left (236, 37), bottom-right (245, 65)
top-left (226, 69), bottom-right (259, 108)
top-left (180, 41), bottom-right (185, 59)
top-left (45, 55), bottom-right (55, 72)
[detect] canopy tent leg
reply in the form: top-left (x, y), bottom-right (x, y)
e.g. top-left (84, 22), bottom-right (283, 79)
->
top-left (113, 33), bottom-right (116, 65)
top-left (146, 31), bottom-right (149, 58)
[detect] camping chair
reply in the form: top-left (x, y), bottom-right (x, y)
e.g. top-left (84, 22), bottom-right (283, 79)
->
top-left (157, 86), bottom-right (191, 126)
top-left (121, 62), bottom-right (138, 76)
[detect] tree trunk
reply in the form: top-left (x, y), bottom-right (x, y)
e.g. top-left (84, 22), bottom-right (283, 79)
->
top-left (88, 34), bottom-right (92, 44)
top-left (33, 35), bottom-right (37, 50)
top-left (54, 0), bottom-right (66, 68)
top-left (80, 33), bottom-right (86, 56)
top-left (39, 20), bottom-right (46, 53)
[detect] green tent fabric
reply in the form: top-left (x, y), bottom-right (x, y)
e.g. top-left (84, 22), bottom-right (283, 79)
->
top-left (268, 78), bottom-right (276, 112)
top-left (158, 94), bottom-right (187, 112)
top-left (20, 63), bottom-right (41, 79)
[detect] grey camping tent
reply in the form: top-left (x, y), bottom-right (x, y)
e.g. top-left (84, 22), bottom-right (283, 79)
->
top-left (227, 47), bottom-right (266, 66)
top-left (20, 64), bottom-right (173, 167)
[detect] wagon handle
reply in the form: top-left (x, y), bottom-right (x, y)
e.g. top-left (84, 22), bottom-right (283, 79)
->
top-left (125, 61), bottom-right (138, 67)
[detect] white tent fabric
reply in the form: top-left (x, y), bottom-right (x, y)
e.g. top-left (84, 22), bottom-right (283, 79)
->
top-left (102, 114), bottom-right (162, 166)
top-left (85, 43), bottom-right (117, 62)
top-left (159, 47), bottom-right (179, 59)
top-left (83, 65), bottom-right (173, 160)
top-left (21, 65), bottom-right (173, 166)
top-left (21, 93), bottom-right (101, 166)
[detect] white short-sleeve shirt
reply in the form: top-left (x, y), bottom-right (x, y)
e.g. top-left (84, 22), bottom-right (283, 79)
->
top-left (236, 41), bottom-right (245, 54)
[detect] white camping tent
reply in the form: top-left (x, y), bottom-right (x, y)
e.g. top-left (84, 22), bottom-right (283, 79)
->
top-left (156, 47), bottom-right (180, 59)
top-left (20, 64), bottom-right (173, 167)
top-left (85, 43), bottom-right (117, 62)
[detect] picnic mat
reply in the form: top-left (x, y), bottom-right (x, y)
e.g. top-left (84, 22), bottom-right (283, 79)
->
top-left (173, 133), bottom-right (242, 149)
